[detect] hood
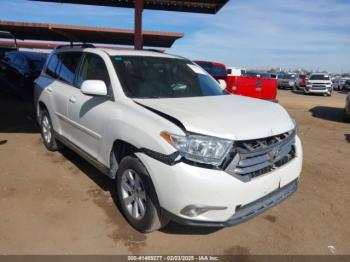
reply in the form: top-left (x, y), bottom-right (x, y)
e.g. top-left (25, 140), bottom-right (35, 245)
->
top-left (134, 95), bottom-right (295, 141)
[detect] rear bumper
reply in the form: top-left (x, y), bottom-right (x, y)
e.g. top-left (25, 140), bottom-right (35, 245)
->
top-left (162, 179), bottom-right (298, 227)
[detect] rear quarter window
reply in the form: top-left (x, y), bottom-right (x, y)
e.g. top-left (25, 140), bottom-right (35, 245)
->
top-left (46, 54), bottom-right (59, 78)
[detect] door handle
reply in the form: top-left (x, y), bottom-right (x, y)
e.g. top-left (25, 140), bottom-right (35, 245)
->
top-left (47, 87), bottom-right (53, 93)
top-left (69, 97), bottom-right (76, 103)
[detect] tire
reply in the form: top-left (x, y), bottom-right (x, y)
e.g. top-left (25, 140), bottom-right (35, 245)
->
top-left (116, 156), bottom-right (169, 233)
top-left (40, 108), bottom-right (62, 151)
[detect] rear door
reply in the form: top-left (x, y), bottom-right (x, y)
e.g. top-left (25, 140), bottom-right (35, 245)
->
top-left (67, 53), bottom-right (113, 159)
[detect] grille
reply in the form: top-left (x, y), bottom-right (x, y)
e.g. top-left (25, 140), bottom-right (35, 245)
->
top-left (312, 84), bottom-right (327, 88)
top-left (225, 130), bottom-right (296, 182)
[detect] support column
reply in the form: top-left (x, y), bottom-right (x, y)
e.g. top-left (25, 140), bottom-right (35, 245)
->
top-left (134, 0), bottom-right (144, 50)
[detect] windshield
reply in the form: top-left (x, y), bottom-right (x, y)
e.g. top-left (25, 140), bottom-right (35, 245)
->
top-left (310, 74), bottom-right (330, 80)
top-left (112, 56), bottom-right (228, 99)
top-left (285, 74), bottom-right (297, 80)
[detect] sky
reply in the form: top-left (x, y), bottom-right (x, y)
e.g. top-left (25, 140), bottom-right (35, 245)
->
top-left (0, 0), bottom-right (349, 73)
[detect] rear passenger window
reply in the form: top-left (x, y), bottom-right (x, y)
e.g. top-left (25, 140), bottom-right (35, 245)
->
top-left (57, 53), bottom-right (82, 85)
top-left (76, 54), bottom-right (110, 89)
top-left (46, 54), bottom-right (59, 78)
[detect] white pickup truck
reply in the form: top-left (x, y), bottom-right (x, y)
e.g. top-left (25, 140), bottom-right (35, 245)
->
top-left (34, 45), bottom-right (303, 233)
top-left (305, 73), bottom-right (333, 96)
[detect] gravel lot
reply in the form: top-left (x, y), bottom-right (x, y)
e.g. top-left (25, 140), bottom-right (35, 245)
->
top-left (0, 87), bottom-right (349, 255)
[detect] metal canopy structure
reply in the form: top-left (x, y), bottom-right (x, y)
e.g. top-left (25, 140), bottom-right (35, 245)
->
top-left (0, 40), bottom-right (61, 49)
top-left (32, 0), bottom-right (229, 14)
top-left (31, 0), bottom-right (229, 49)
top-left (0, 20), bottom-right (183, 48)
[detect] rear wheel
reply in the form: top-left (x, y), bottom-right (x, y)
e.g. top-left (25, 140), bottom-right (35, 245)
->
top-left (116, 156), bottom-right (169, 233)
top-left (40, 109), bottom-right (62, 151)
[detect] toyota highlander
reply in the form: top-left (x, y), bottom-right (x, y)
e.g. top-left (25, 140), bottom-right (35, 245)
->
top-left (34, 45), bottom-right (303, 233)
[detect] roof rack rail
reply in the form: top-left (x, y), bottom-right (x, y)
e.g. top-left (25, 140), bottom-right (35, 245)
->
top-left (56, 43), bottom-right (95, 49)
top-left (144, 48), bottom-right (165, 53)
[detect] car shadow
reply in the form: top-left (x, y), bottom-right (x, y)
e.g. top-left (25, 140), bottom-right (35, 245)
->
top-left (291, 89), bottom-right (303, 94)
top-left (345, 134), bottom-right (350, 144)
top-left (309, 106), bottom-right (347, 123)
top-left (160, 222), bottom-right (221, 235)
top-left (336, 90), bottom-right (350, 95)
top-left (0, 87), bottom-right (39, 133)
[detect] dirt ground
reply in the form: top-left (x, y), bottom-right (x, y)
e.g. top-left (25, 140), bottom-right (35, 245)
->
top-left (0, 86), bottom-right (349, 255)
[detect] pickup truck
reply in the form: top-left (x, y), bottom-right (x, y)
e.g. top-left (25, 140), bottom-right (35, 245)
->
top-left (226, 70), bottom-right (277, 101)
top-left (195, 61), bottom-right (277, 101)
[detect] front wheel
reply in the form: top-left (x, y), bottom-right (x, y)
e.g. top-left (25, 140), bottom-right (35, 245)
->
top-left (116, 156), bottom-right (169, 233)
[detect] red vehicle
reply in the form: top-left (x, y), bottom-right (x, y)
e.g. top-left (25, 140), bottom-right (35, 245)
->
top-left (194, 61), bottom-right (227, 82)
top-left (195, 61), bottom-right (277, 101)
top-left (299, 74), bottom-right (307, 87)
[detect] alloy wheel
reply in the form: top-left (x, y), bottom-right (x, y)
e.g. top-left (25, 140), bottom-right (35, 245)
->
top-left (120, 169), bottom-right (147, 220)
top-left (42, 115), bottom-right (52, 144)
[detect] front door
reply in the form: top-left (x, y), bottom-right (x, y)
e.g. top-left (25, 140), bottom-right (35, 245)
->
top-left (67, 53), bottom-right (113, 159)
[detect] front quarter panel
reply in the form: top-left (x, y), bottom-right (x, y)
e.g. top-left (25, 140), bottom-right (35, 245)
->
top-left (100, 99), bottom-right (184, 167)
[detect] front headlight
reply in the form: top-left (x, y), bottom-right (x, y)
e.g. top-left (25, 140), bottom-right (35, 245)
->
top-left (161, 131), bottom-right (233, 166)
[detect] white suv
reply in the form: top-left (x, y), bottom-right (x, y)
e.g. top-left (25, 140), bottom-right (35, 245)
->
top-left (34, 46), bottom-right (303, 233)
top-left (305, 73), bottom-right (333, 96)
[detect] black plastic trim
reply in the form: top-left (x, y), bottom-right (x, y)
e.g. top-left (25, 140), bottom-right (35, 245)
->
top-left (54, 132), bottom-right (110, 176)
top-left (140, 148), bottom-right (180, 166)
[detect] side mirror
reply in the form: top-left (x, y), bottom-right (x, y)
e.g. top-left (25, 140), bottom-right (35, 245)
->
top-left (81, 80), bottom-right (107, 96)
top-left (218, 79), bottom-right (227, 90)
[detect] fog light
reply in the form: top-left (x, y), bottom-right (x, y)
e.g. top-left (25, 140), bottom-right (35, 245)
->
top-left (180, 205), bottom-right (227, 217)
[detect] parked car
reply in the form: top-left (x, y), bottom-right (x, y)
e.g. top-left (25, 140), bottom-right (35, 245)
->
top-left (261, 73), bottom-right (277, 79)
top-left (226, 69), bottom-right (278, 101)
top-left (278, 74), bottom-right (298, 89)
top-left (0, 51), bottom-right (48, 99)
top-left (194, 61), bottom-right (227, 88)
top-left (332, 77), bottom-right (350, 91)
top-left (345, 92), bottom-right (350, 121)
top-left (0, 46), bottom-right (16, 59)
top-left (344, 80), bottom-right (350, 90)
top-left (305, 73), bottom-right (333, 96)
top-left (295, 75), bottom-right (307, 91)
top-left (227, 67), bottom-right (246, 77)
top-left (34, 46), bottom-right (302, 233)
